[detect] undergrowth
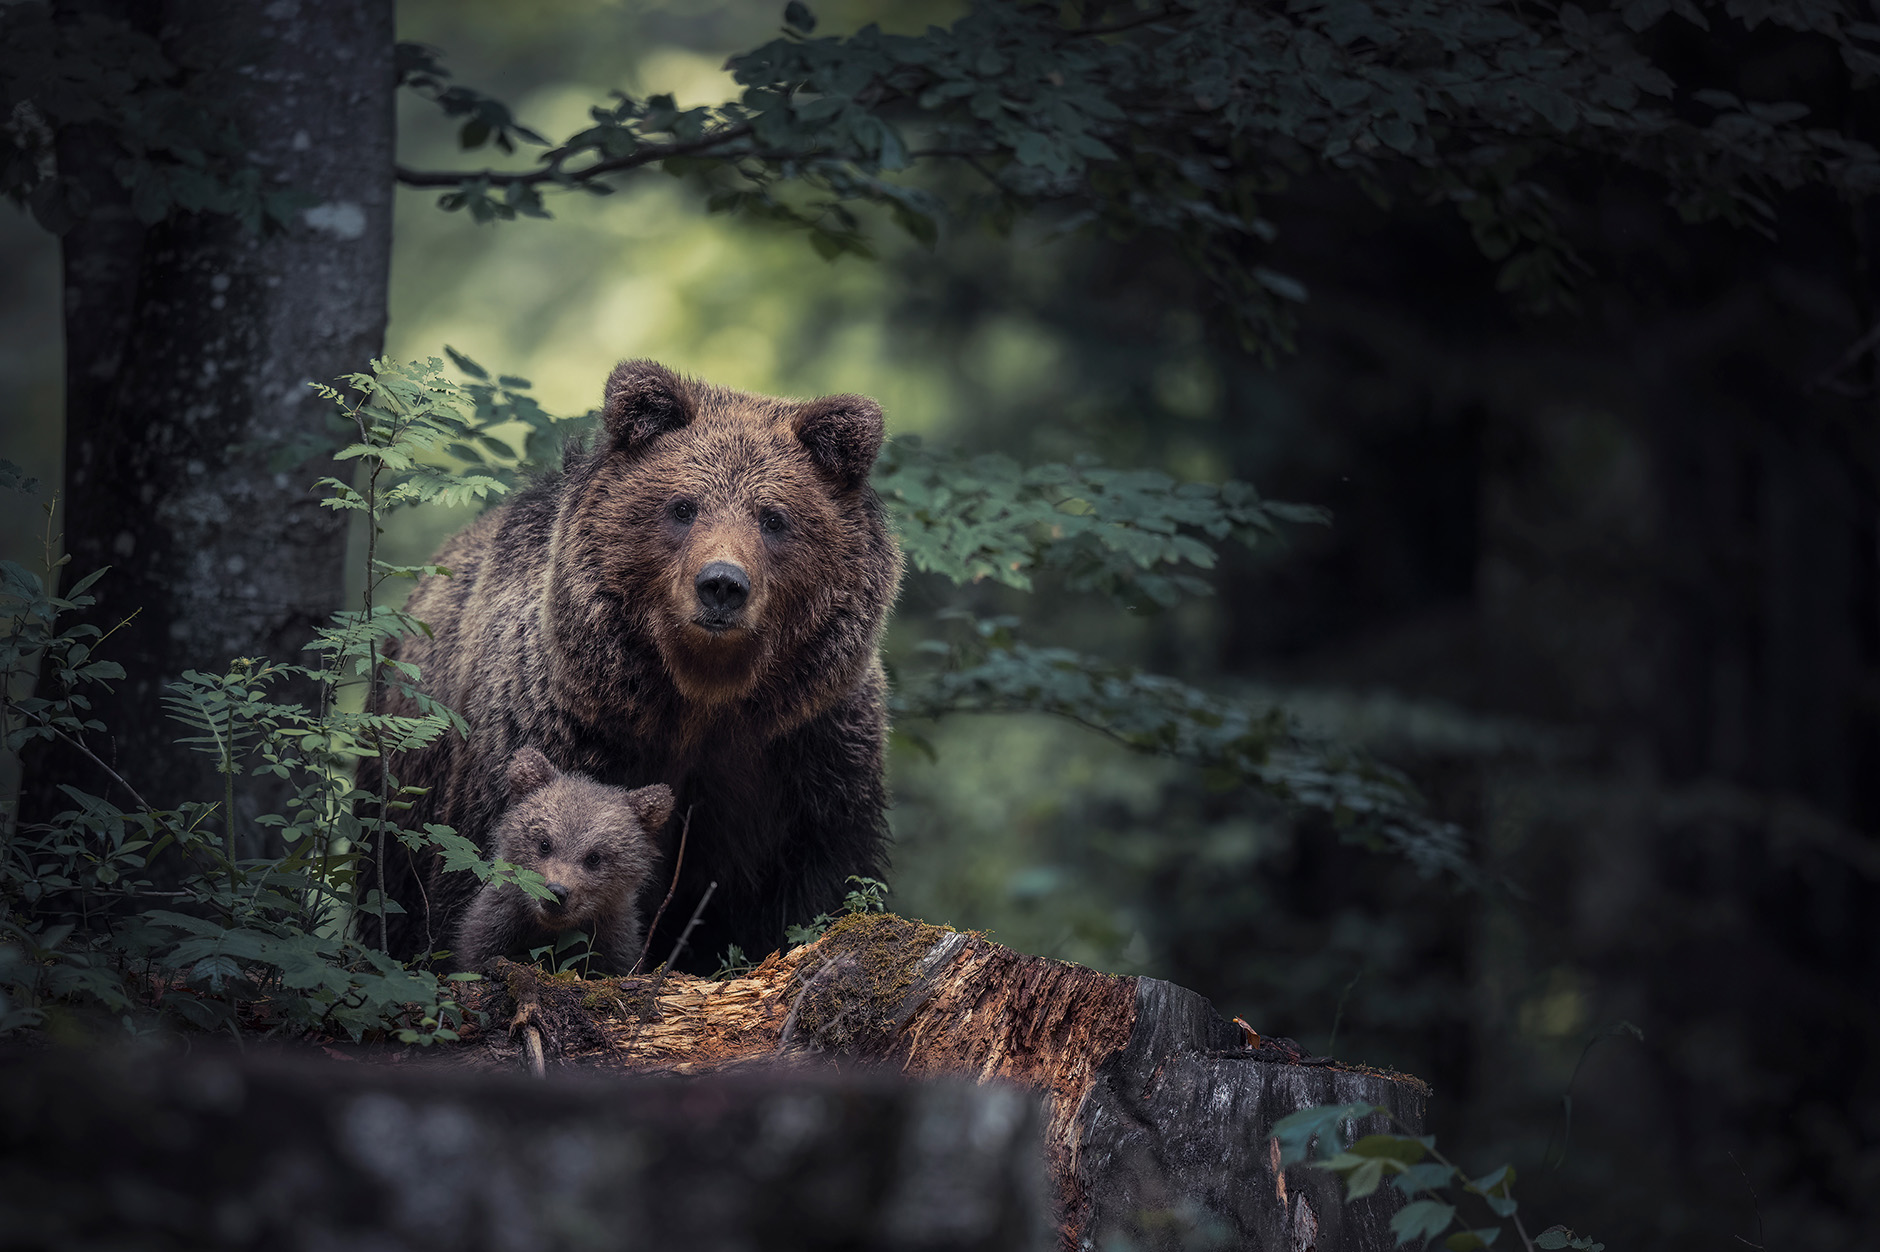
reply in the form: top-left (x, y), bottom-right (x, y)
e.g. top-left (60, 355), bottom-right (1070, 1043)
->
top-left (0, 355), bottom-right (558, 1042)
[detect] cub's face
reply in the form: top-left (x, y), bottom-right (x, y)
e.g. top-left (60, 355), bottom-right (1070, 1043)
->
top-left (494, 748), bottom-right (670, 929)
top-left (563, 362), bottom-right (894, 706)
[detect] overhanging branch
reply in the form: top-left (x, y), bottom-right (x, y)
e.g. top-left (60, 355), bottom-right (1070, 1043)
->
top-left (395, 122), bottom-right (757, 189)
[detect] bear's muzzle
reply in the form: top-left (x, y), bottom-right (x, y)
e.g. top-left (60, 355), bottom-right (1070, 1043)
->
top-left (694, 560), bottom-right (750, 630)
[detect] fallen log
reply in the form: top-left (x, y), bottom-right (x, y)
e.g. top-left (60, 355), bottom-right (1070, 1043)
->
top-left (451, 913), bottom-right (1429, 1251)
top-left (0, 1046), bottom-right (1047, 1252)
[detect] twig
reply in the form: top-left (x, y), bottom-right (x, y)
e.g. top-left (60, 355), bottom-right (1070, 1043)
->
top-left (500, 958), bottom-right (550, 1079)
top-left (15, 706), bottom-right (152, 812)
top-left (1060, 3), bottom-right (1177, 38)
top-left (624, 879), bottom-right (716, 1053)
top-left (1816, 320), bottom-right (1880, 392)
top-left (521, 1025), bottom-right (547, 1079)
top-left (1544, 1020), bottom-right (1643, 1170)
top-left (1327, 964), bottom-right (1365, 1055)
top-left (1728, 1152), bottom-right (1767, 1250)
top-left (628, 804), bottom-right (693, 977)
top-left (395, 123), bottom-right (754, 189)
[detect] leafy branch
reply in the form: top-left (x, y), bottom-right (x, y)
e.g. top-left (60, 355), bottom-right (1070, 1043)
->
top-left (1270, 1101), bottom-right (1606, 1251)
top-left (877, 437), bottom-right (1327, 609)
top-left (0, 6), bottom-right (307, 233)
top-left (388, 0), bottom-right (1880, 342)
top-left (895, 616), bottom-right (1473, 879)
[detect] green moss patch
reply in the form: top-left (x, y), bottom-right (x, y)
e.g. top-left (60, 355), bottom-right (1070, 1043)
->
top-left (790, 913), bottom-right (956, 1052)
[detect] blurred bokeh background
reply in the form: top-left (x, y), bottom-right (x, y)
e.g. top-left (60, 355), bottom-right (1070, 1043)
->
top-left (5, 1), bottom-right (1877, 1247)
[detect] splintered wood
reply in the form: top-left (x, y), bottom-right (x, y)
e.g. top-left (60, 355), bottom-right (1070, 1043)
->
top-left (601, 950), bottom-right (803, 1071)
top-left (467, 913), bottom-right (1428, 1252)
top-left (481, 914), bottom-right (1136, 1089)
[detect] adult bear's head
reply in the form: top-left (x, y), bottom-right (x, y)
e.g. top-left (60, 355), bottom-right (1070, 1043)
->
top-left (550, 361), bottom-right (902, 721)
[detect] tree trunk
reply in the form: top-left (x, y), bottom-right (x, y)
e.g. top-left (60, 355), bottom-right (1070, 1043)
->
top-left (455, 915), bottom-right (1428, 1251)
top-left (29, 0), bottom-right (393, 841)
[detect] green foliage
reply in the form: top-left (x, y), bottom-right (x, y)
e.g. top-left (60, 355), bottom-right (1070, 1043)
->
top-left (0, 358), bottom-right (581, 1042)
top-left (878, 437), bottom-right (1327, 609)
top-left (1270, 1102), bottom-right (1604, 1250)
top-left (397, 41), bottom-right (548, 161)
top-left (391, 0), bottom-right (1880, 347)
top-left (0, 4), bottom-right (306, 234)
top-left (529, 927), bottom-right (603, 979)
top-left (784, 874), bottom-right (891, 947)
top-left (896, 614), bottom-right (1472, 878)
top-left (711, 942), bottom-right (754, 979)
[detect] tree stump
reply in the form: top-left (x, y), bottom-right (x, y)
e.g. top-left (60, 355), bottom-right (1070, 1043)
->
top-left (454, 914), bottom-right (1429, 1251)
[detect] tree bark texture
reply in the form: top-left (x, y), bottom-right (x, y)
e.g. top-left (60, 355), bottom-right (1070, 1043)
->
top-left (33, 0), bottom-right (394, 837)
top-left (448, 915), bottom-right (1428, 1251)
top-left (0, 1046), bottom-right (1051, 1252)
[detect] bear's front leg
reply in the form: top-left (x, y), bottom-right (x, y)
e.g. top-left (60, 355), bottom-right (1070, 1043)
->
top-left (591, 906), bottom-right (647, 976)
top-left (452, 884), bottom-right (530, 971)
top-left (768, 677), bottom-right (893, 932)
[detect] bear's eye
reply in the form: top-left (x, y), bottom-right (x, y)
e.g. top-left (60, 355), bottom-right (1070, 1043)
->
top-left (669, 498), bottom-right (697, 525)
top-left (583, 851), bottom-right (601, 870)
top-left (537, 838), bottom-right (552, 857)
top-left (759, 507), bottom-right (788, 535)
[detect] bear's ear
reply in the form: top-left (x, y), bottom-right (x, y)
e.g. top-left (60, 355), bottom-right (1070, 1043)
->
top-left (506, 746), bottom-right (559, 799)
top-left (602, 360), bottom-right (694, 449)
top-left (625, 783), bottom-right (674, 834)
top-left (792, 394), bottom-right (884, 491)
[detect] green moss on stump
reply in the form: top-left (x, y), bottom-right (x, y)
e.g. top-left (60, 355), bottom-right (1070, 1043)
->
top-left (791, 912), bottom-right (955, 1051)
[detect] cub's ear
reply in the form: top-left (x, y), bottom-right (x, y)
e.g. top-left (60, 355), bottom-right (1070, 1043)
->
top-left (625, 783), bottom-right (675, 834)
top-left (793, 394), bottom-right (884, 491)
top-left (602, 360), bottom-right (694, 449)
top-left (506, 746), bottom-right (559, 800)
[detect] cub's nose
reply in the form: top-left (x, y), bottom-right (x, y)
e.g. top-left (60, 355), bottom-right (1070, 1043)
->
top-left (695, 561), bottom-right (750, 615)
top-left (544, 882), bottom-right (571, 912)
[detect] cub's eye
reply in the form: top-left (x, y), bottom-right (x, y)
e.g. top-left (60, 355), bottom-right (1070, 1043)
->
top-left (536, 838), bottom-right (552, 857)
top-left (759, 507), bottom-right (788, 535)
top-left (669, 499), bottom-right (697, 525)
top-left (583, 851), bottom-right (601, 870)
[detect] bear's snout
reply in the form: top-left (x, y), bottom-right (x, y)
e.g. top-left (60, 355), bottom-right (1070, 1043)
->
top-left (542, 881), bottom-right (572, 914)
top-left (695, 560), bottom-right (751, 624)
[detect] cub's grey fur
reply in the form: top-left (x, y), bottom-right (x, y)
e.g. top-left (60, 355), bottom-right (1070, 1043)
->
top-left (454, 747), bottom-right (671, 973)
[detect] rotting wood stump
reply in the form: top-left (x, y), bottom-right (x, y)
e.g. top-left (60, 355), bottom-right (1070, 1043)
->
top-left (446, 913), bottom-right (1429, 1252)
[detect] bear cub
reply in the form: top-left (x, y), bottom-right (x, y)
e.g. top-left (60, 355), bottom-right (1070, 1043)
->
top-left (453, 747), bottom-right (672, 974)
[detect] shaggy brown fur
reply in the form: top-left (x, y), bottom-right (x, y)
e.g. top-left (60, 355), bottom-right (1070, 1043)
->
top-left (364, 362), bottom-right (903, 970)
top-left (453, 747), bottom-right (670, 973)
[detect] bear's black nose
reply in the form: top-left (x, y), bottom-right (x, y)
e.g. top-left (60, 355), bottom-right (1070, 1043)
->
top-left (695, 561), bottom-right (750, 616)
top-left (544, 882), bottom-right (571, 911)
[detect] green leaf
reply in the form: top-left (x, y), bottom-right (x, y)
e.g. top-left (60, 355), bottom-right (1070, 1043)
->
top-left (1270, 1102), bottom-right (1383, 1164)
top-left (1350, 1134), bottom-right (1428, 1163)
top-left (1444, 1229), bottom-right (1502, 1251)
top-left (1393, 1162), bottom-right (1459, 1196)
top-left (191, 955), bottom-right (242, 991)
top-left (1341, 1156), bottom-right (1386, 1199)
top-left (65, 567), bottom-right (111, 598)
top-left (1467, 1164), bottom-right (1514, 1196)
top-left (443, 345), bottom-right (488, 379)
top-left (1390, 1199), bottom-right (1456, 1245)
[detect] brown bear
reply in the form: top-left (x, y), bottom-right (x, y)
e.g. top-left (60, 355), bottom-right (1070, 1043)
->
top-left (365, 361), bottom-right (902, 972)
top-left (453, 747), bottom-right (669, 973)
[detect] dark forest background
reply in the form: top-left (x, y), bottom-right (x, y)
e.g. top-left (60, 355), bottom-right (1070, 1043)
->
top-left (3, 1), bottom-right (1878, 1247)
